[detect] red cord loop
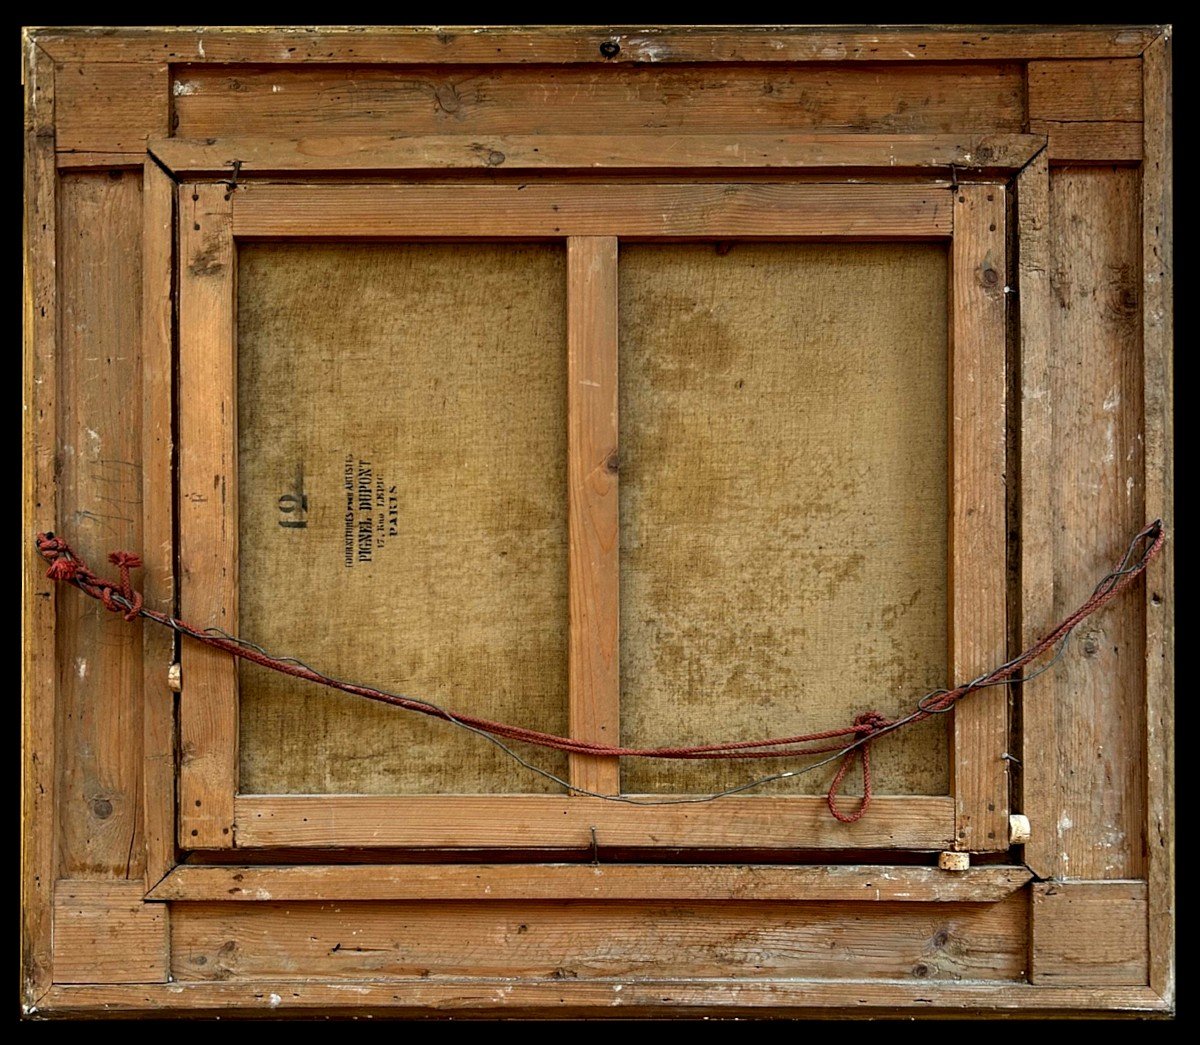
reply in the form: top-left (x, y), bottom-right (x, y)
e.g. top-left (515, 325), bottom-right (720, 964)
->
top-left (826, 710), bottom-right (891, 823)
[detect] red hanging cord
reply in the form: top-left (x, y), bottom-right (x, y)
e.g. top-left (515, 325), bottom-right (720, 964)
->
top-left (33, 520), bottom-right (1165, 820)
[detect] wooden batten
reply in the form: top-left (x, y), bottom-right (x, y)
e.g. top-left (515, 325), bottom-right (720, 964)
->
top-left (233, 795), bottom-right (956, 850)
top-left (1017, 150), bottom-right (1056, 880)
top-left (164, 892), bottom-right (1029, 982)
top-left (149, 863), bottom-right (1032, 903)
top-left (177, 185), bottom-right (238, 848)
top-left (949, 185), bottom-right (1009, 852)
top-left (230, 182), bottom-right (954, 239)
top-left (567, 237), bottom-right (621, 794)
top-left (150, 133), bottom-right (1046, 177)
top-left (141, 159), bottom-right (177, 887)
top-left (52, 881), bottom-right (170, 985)
top-left (1031, 881), bottom-right (1149, 986)
top-left (53, 61), bottom-right (167, 164)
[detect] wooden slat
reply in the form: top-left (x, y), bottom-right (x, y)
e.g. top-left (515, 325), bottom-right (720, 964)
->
top-left (54, 62), bottom-right (168, 160)
top-left (21, 39), bottom-right (56, 1009)
top-left (34, 977), bottom-right (1171, 1018)
top-left (1142, 28), bottom-right (1174, 1005)
top-left (35, 981), bottom-right (1173, 1020)
top-left (52, 880), bottom-right (169, 985)
top-left (1016, 150), bottom-right (1057, 879)
top-left (1028, 59), bottom-right (1143, 123)
top-left (141, 160), bottom-right (176, 888)
top-left (56, 151), bottom-right (148, 170)
top-left (33, 26), bottom-right (1159, 64)
top-left (150, 133), bottom-right (1046, 177)
top-left (1029, 121), bottom-right (1143, 164)
top-left (178, 184), bottom-right (237, 849)
top-left (234, 795), bottom-right (955, 849)
top-left (1046, 168), bottom-right (1146, 880)
top-left (1031, 881), bottom-right (1149, 986)
top-left (170, 62), bottom-right (1024, 142)
top-left (150, 863), bottom-right (1032, 903)
top-left (56, 171), bottom-right (146, 879)
top-left (231, 183), bottom-right (953, 239)
top-left (567, 238), bottom-right (620, 795)
top-left (167, 892), bottom-right (1027, 982)
top-left (950, 185), bottom-right (1009, 852)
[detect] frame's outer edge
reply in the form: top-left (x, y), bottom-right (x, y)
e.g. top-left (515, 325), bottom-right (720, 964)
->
top-left (1141, 27), bottom-right (1174, 1007)
top-left (32, 25), bottom-right (1160, 64)
top-left (23, 24), bottom-right (1173, 1020)
top-left (33, 981), bottom-right (1173, 1019)
top-left (22, 37), bottom-right (58, 1010)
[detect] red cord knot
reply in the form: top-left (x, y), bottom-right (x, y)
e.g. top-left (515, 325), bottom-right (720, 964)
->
top-left (828, 711), bottom-right (890, 824)
top-left (852, 710), bottom-right (890, 735)
top-left (45, 557), bottom-right (79, 582)
top-left (107, 550), bottom-right (144, 618)
top-left (107, 551), bottom-right (143, 571)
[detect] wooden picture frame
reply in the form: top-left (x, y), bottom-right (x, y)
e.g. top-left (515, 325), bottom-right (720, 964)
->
top-left (23, 25), bottom-right (1172, 1019)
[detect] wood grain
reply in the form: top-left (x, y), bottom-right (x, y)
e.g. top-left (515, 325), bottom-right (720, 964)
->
top-left (141, 160), bottom-right (176, 888)
top-left (1030, 881), bottom-right (1148, 986)
top-left (1046, 168), bottom-right (1145, 880)
top-left (150, 133), bottom-right (1046, 177)
top-left (21, 39), bottom-right (57, 1008)
top-left (234, 794), bottom-right (955, 850)
top-left (568, 238), bottom-right (620, 794)
top-left (949, 186), bottom-right (1009, 852)
top-left (35, 980), bottom-right (1173, 1019)
top-left (33, 25), bottom-right (1158, 65)
top-left (618, 242), bottom-right (950, 796)
top-left (52, 880), bottom-right (169, 985)
top-left (168, 893), bottom-right (1027, 982)
top-left (1016, 150), bottom-right (1056, 879)
top-left (235, 243), bottom-right (568, 795)
top-left (170, 62), bottom-right (1025, 141)
top-left (54, 62), bottom-right (168, 163)
top-left (1142, 29), bottom-right (1174, 1004)
top-left (1029, 120), bottom-right (1143, 164)
top-left (1027, 60), bottom-right (1142, 123)
top-left (231, 182), bottom-right (953, 239)
top-left (178, 184), bottom-right (238, 848)
top-left (56, 171), bottom-right (146, 878)
top-left (150, 863), bottom-right (1032, 903)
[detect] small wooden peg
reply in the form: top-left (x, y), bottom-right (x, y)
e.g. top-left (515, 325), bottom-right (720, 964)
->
top-left (1009, 813), bottom-right (1031, 845)
top-left (167, 663), bottom-right (182, 692)
top-left (938, 851), bottom-right (970, 871)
